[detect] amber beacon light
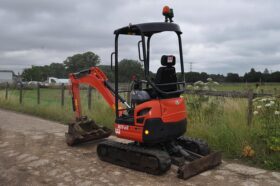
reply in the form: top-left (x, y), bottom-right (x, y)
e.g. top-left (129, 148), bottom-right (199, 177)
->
top-left (162, 6), bottom-right (174, 22)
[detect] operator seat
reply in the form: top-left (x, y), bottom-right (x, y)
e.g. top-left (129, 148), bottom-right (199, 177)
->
top-left (155, 55), bottom-right (178, 94)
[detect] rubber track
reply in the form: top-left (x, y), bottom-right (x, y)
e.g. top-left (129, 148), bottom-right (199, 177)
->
top-left (177, 136), bottom-right (210, 156)
top-left (97, 140), bottom-right (171, 175)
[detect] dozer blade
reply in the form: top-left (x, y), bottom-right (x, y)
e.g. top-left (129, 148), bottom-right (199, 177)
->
top-left (177, 151), bottom-right (222, 179)
top-left (65, 118), bottom-right (112, 146)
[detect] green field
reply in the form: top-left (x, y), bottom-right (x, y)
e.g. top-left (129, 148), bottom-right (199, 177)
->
top-left (0, 88), bottom-right (115, 125)
top-left (0, 83), bottom-right (279, 170)
top-left (215, 83), bottom-right (280, 93)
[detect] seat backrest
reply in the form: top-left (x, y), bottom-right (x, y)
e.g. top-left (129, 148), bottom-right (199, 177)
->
top-left (155, 55), bottom-right (177, 92)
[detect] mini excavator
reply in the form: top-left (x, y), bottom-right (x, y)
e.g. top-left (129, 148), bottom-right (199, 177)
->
top-left (66, 6), bottom-right (221, 179)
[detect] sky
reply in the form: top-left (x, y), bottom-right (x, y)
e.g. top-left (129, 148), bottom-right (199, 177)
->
top-left (0, 0), bottom-right (280, 75)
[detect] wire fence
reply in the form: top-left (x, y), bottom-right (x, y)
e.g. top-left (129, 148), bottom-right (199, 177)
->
top-left (0, 82), bottom-right (278, 126)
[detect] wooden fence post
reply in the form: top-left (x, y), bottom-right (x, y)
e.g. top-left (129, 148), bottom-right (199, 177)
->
top-left (37, 83), bottom-right (40, 104)
top-left (88, 86), bottom-right (92, 110)
top-left (5, 82), bottom-right (8, 100)
top-left (61, 83), bottom-right (65, 107)
top-left (247, 89), bottom-right (254, 126)
top-left (19, 82), bottom-right (23, 104)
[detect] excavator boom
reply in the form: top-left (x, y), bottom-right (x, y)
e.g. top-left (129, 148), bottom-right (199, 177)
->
top-left (66, 67), bottom-right (126, 146)
top-left (69, 67), bottom-right (126, 119)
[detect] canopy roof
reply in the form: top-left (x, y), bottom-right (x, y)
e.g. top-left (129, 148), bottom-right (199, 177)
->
top-left (114, 22), bottom-right (182, 36)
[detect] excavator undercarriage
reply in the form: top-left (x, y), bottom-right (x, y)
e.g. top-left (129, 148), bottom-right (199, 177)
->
top-left (97, 137), bottom-right (221, 179)
top-left (66, 117), bottom-right (221, 179)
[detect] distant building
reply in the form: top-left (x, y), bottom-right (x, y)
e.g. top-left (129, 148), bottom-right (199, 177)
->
top-left (47, 77), bottom-right (69, 85)
top-left (0, 70), bottom-right (18, 83)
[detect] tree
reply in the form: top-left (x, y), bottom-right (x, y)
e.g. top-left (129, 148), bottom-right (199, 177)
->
top-left (268, 71), bottom-right (280, 82)
top-left (99, 65), bottom-right (114, 81)
top-left (226, 73), bottom-right (241, 82)
top-left (185, 72), bottom-right (201, 83)
top-left (48, 63), bottom-right (67, 78)
top-left (263, 68), bottom-right (269, 74)
top-left (22, 66), bottom-right (48, 81)
top-left (21, 63), bottom-right (67, 82)
top-left (184, 72), bottom-right (210, 83)
top-left (200, 72), bottom-right (208, 82)
top-left (21, 67), bottom-right (34, 81)
top-left (21, 51), bottom-right (100, 82)
top-left (262, 68), bottom-right (270, 82)
top-left (209, 74), bottom-right (225, 82)
top-left (244, 68), bottom-right (262, 82)
top-left (99, 59), bottom-right (144, 82)
top-left (64, 51), bottom-right (100, 73)
top-left (118, 59), bottom-right (144, 82)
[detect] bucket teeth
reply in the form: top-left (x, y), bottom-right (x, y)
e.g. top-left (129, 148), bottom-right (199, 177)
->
top-left (177, 151), bottom-right (222, 179)
top-left (65, 119), bottom-right (112, 146)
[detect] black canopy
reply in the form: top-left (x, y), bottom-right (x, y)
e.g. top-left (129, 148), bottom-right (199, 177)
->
top-left (114, 22), bottom-right (182, 36)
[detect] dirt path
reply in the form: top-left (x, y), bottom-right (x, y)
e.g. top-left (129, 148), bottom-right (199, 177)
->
top-left (0, 109), bottom-right (279, 186)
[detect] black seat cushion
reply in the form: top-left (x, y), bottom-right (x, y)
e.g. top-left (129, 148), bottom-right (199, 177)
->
top-left (153, 55), bottom-right (180, 98)
top-left (155, 67), bottom-right (177, 92)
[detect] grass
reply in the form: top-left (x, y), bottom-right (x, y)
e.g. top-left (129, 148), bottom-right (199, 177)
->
top-left (0, 88), bottom-right (115, 127)
top-left (0, 84), bottom-right (279, 170)
top-left (215, 82), bottom-right (280, 94)
top-left (186, 96), bottom-right (279, 169)
top-left (187, 98), bottom-right (248, 156)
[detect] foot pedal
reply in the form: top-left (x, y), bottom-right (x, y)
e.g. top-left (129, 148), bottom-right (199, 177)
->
top-left (65, 118), bottom-right (112, 146)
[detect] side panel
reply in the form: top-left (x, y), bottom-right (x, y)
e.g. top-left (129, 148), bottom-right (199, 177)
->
top-left (134, 100), bottom-right (162, 126)
top-left (114, 100), bottom-right (161, 142)
top-left (114, 124), bottom-right (143, 142)
top-left (160, 97), bottom-right (187, 123)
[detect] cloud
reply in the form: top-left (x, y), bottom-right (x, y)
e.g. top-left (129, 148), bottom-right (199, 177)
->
top-left (0, 0), bottom-right (279, 75)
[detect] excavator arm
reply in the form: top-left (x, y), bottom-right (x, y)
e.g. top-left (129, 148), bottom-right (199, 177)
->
top-left (66, 67), bottom-right (129, 146)
top-left (69, 67), bottom-right (129, 120)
